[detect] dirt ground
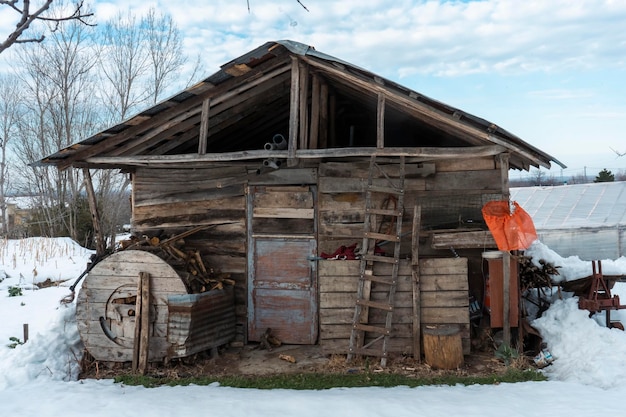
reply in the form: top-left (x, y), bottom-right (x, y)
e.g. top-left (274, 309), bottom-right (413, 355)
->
top-left (82, 342), bottom-right (517, 380)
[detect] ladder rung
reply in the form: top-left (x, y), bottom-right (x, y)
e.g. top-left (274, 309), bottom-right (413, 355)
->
top-left (350, 347), bottom-right (389, 357)
top-left (352, 323), bottom-right (391, 335)
top-left (356, 299), bottom-right (393, 311)
top-left (360, 274), bottom-right (395, 285)
top-left (364, 231), bottom-right (400, 242)
top-left (367, 185), bottom-right (403, 195)
top-left (366, 208), bottom-right (403, 217)
top-left (362, 254), bottom-right (398, 264)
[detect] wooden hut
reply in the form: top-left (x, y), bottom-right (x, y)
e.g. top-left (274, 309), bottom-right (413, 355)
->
top-left (38, 40), bottom-right (564, 365)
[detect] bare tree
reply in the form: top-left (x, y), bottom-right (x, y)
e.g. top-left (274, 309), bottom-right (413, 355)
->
top-left (97, 10), bottom-right (150, 122)
top-left (13, 15), bottom-right (98, 243)
top-left (143, 7), bottom-right (186, 104)
top-left (0, 0), bottom-right (94, 54)
top-left (0, 74), bottom-right (21, 236)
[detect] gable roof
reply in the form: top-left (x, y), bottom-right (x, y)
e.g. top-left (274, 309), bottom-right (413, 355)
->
top-left (37, 40), bottom-right (565, 171)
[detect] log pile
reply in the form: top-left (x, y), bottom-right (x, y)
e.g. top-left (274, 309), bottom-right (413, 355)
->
top-left (119, 228), bottom-right (234, 294)
top-left (518, 255), bottom-right (560, 292)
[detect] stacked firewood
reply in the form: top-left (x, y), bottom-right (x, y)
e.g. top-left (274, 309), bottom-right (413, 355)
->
top-left (517, 255), bottom-right (561, 291)
top-left (120, 230), bottom-right (234, 293)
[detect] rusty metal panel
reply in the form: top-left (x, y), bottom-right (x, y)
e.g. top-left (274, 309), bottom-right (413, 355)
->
top-left (250, 238), bottom-right (317, 344)
top-left (167, 286), bottom-right (236, 358)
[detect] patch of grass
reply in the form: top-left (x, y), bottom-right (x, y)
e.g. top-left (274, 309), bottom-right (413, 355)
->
top-left (114, 367), bottom-right (546, 390)
top-left (7, 286), bottom-right (22, 297)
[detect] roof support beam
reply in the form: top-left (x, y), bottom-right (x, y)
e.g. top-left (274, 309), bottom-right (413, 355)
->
top-left (85, 145), bottom-right (507, 168)
top-left (377, 93), bottom-right (385, 149)
top-left (288, 56), bottom-right (300, 165)
top-left (198, 98), bottom-right (210, 155)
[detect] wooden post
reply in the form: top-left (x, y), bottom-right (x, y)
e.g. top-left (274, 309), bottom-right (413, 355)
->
top-left (502, 251), bottom-right (511, 348)
top-left (298, 61), bottom-right (309, 151)
top-left (288, 56), bottom-right (300, 166)
top-left (198, 98), bottom-right (210, 155)
top-left (309, 74), bottom-right (320, 149)
top-left (23, 323), bottom-right (29, 343)
top-left (132, 272), bottom-right (143, 373)
top-left (138, 271), bottom-right (151, 375)
top-left (82, 168), bottom-right (106, 257)
top-left (132, 271), bottom-right (151, 375)
top-left (376, 93), bottom-right (385, 149)
top-left (411, 205), bottom-right (421, 362)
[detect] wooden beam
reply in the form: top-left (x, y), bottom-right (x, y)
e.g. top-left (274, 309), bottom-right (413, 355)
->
top-left (131, 271), bottom-right (143, 374)
top-left (298, 61), bottom-right (309, 151)
top-left (138, 271), bottom-right (151, 375)
top-left (86, 145), bottom-right (507, 167)
top-left (309, 74), bottom-right (321, 149)
top-left (502, 251), bottom-right (511, 349)
top-left (319, 81), bottom-right (329, 148)
top-left (411, 205), bottom-right (421, 362)
top-left (377, 93), bottom-right (385, 149)
top-left (288, 56), bottom-right (300, 165)
top-left (198, 98), bottom-right (210, 155)
top-left (82, 168), bottom-right (106, 257)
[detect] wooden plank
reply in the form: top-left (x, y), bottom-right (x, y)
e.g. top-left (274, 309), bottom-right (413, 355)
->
top-left (309, 74), bottom-right (320, 149)
top-left (253, 207), bottom-right (314, 219)
top-left (288, 56), bottom-right (300, 164)
top-left (198, 98), bottom-right (210, 154)
top-left (298, 61), bottom-right (309, 151)
top-left (319, 81), bottom-right (329, 148)
top-left (138, 271), bottom-right (151, 374)
top-left (132, 272), bottom-right (143, 373)
top-left (377, 93), bottom-right (385, 148)
top-left (88, 146), bottom-right (507, 167)
top-left (412, 205), bottom-right (421, 361)
top-left (431, 230), bottom-right (497, 249)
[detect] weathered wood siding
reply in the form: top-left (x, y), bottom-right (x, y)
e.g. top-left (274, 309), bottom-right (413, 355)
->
top-left (317, 158), bottom-right (504, 258)
top-left (319, 258), bottom-right (470, 355)
top-left (132, 166), bottom-right (248, 341)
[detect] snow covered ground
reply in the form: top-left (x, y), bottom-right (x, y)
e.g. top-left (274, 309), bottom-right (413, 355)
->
top-left (1, 237), bottom-right (626, 416)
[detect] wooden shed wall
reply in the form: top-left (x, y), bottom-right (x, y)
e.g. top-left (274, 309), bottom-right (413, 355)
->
top-left (130, 156), bottom-right (504, 350)
top-left (319, 258), bottom-right (469, 355)
top-left (132, 166), bottom-right (249, 341)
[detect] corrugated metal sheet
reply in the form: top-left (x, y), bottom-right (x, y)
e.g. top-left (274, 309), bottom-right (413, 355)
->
top-left (167, 286), bottom-right (236, 358)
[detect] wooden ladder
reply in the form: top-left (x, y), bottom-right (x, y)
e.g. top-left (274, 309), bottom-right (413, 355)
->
top-left (348, 155), bottom-right (406, 367)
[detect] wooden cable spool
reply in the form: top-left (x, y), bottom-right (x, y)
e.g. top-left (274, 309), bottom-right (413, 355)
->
top-left (76, 250), bottom-right (187, 362)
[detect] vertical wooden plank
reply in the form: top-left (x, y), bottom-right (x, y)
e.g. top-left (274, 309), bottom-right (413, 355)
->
top-left (198, 98), bottom-right (210, 155)
top-left (82, 168), bottom-right (106, 257)
top-left (288, 56), bottom-right (300, 166)
top-left (497, 152), bottom-right (511, 348)
top-left (319, 81), bottom-right (329, 148)
top-left (309, 74), bottom-right (320, 149)
top-left (132, 272), bottom-right (143, 373)
top-left (502, 251), bottom-right (511, 348)
top-left (377, 93), bottom-right (385, 149)
top-left (138, 271), bottom-right (151, 375)
top-left (298, 62), bottom-right (309, 150)
top-left (411, 205), bottom-right (421, 362)
top-left (329, 93), bottom-right (336, 147)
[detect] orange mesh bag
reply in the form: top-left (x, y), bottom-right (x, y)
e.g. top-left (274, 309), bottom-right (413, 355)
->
top-left (482, 200), bottom-right (537, 251)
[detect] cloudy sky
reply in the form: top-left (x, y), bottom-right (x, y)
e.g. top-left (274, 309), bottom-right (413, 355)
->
top-left (2, 0), bottom-right (626, 179)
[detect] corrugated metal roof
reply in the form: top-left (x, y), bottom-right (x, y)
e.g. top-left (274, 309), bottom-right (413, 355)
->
top-left (511, 181), bottom-right (626, 229)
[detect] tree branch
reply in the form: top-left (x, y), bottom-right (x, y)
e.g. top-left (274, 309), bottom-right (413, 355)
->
top-left (0, 0), bottom-right (94, 54)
